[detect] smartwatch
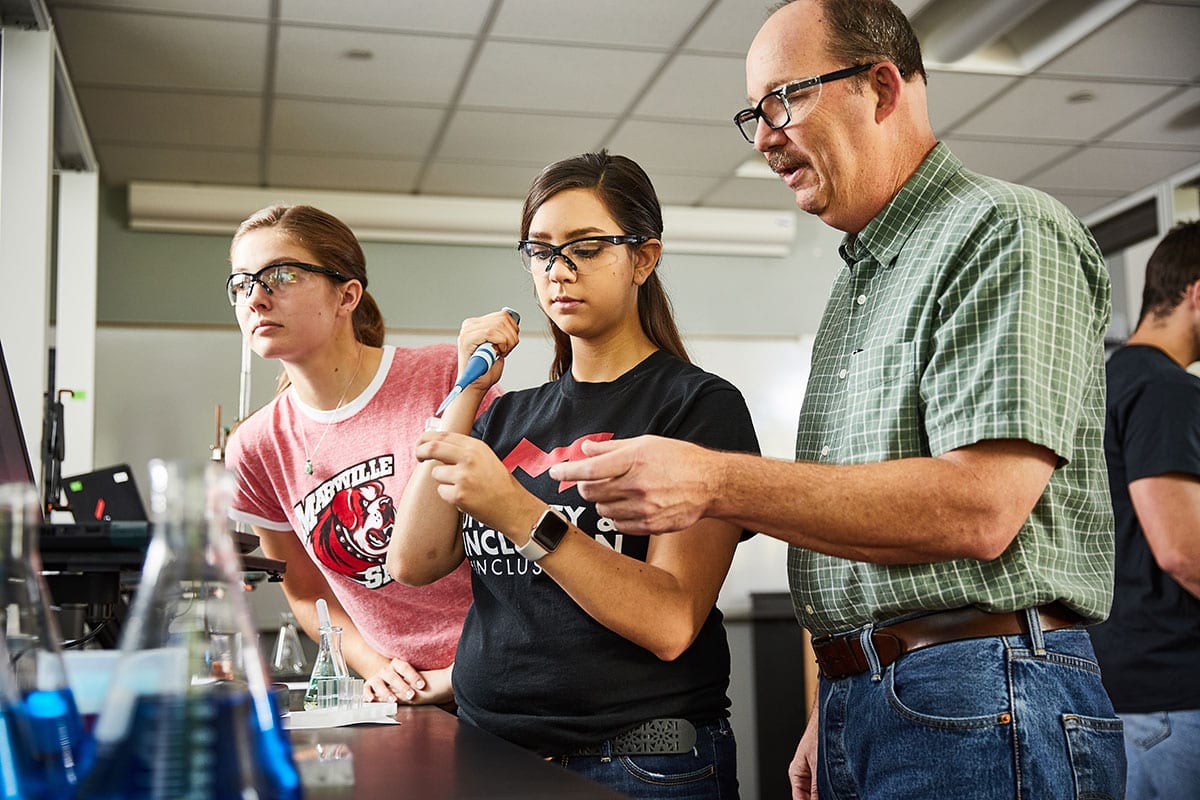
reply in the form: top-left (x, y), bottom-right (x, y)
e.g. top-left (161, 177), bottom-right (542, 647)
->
top-left (516, 507), bottom-right (569, 562)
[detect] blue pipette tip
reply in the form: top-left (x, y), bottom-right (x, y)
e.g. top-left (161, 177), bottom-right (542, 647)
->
top-left (434, 385), bottom-right (462, 417)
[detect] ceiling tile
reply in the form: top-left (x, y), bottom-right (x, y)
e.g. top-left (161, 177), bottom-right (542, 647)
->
top-left (702, 177), bottom-right (800, 210)
top-left (926, 70), bottom-right (1019, 134)
top-left (275, 26), bottom-right (474, 104)
top-left (460, 41), bottom-right (663, 114)
top-left (280, 0), bottom-right (493, 34)
top-left (48, 0), bottom-right (269, 19)
top-left (490, 0), bottom-right (709, 48)
top-left (76, 88), bottom-right (261, 148)
top-left (1103, 86), bottom-right (1200, 147)
top-left (685, 0), bottom-right (772, 56)
top-left (270, 99), bottom-right (444, 158)
top-left (437, 109), bottom-right (610, 163)
top-left (643, 172), bottom-right (728, 206)
top-left (420, 161), bottom-right (542, 199)
top-left (1042, 3), bottom-right (1200, 82)
top-left (634, 53), bottom-right (749, 123)
top-left (605, 119), bottom-right (749, 175)
top-left (1028, 145), bottom-right (1200, 194)
top-left (52, 8), bottom-right (267, 92)
top-left (940, 137), bottom-right (1076, 183)
top-left (267, 154), bottom-right (422, 193)
top-left (953, 76), bottom-right (1180, 141)
top-left (1031, 189), bottom-right (1128, 221)
top-left (96, 143), bottom-right (259, 186)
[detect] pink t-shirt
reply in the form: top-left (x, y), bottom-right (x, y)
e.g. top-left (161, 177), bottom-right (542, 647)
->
top-left (226, 344), bottom-right (494, 670)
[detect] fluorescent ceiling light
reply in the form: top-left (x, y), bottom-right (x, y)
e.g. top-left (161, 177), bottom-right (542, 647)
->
top-left (735, 158), bottom-right (777, 180)
top-left (127, 182), bottom-right (798, 258)
top-left (912, 0), bottom-right (1138, 74)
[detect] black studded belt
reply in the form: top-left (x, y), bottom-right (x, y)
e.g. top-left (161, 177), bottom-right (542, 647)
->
top-left (571, 717), bottom-right (698, 756)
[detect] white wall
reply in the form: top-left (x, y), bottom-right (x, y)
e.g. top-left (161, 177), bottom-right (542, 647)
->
top-left (93, 324), bottom-right (812, 627)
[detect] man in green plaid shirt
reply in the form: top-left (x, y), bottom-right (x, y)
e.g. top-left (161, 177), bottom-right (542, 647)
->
top-left (552, 0), bottom-right (1123, 797)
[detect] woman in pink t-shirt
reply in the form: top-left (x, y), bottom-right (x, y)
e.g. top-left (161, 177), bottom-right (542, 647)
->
top-left (223, 204), bottom-right (491, 705)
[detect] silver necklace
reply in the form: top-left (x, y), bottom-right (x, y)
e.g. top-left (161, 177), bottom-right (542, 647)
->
top-left (299, 345), bottom-right (364, 476)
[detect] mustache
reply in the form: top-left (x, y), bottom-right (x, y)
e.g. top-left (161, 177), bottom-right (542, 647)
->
top-left (766, 153), bottom-right (805, 173)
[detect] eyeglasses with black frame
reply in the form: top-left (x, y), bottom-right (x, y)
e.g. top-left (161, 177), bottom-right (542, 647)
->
top-left (226, 261), bottom-right (351, 307)
top-left (516, 235), bottom-right (648, 275)
top-left (733, 63), bottom-right (876, 144)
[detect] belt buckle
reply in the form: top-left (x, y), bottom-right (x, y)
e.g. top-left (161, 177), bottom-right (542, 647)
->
top-left (812, 632), bottom-right (867, 680)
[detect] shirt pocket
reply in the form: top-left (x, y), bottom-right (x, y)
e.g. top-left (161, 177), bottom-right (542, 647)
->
top-left (841, 341), bottom-right (923, 460)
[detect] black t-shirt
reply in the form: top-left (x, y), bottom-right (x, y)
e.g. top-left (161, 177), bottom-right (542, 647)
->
top-left (1090, 345), bottom-right (1200, 712)
top-left (452, 350), bottom-right (760, 754)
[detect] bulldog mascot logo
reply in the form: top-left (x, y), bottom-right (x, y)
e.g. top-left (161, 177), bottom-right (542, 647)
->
top-left (310, 479), bottom-right (394, 584)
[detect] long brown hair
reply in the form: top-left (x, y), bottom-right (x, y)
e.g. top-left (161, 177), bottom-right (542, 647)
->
top-left (520, 151), bottom-right (689, 380)
top-left (230, 205), bottom-right (385, 393)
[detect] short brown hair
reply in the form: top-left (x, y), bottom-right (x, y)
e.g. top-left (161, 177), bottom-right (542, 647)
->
top-left (769, 0), bottom-right (926, 83)
top-left (1138, 220), bottom-right (1200, 324)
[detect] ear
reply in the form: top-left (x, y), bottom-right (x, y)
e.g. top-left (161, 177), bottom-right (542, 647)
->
top-left (338, 279), bottom-right (364, 317)
top-left (870, 62), bottom-right (905, 123)
top-left (631, 238), bottom-right (662, 287)
top-left (1186, 278), bottom-right (1200, 310)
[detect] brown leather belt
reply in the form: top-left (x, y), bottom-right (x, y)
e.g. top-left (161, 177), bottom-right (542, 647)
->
top-left (811, 603), bottom-right (1085, 681)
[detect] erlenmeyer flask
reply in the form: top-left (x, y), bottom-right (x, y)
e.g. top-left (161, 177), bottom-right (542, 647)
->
top-left (0, 482), bottom-right (93, 800)
top-left (76, 461), bottom-right (301, 799)
top-left (271, 612), bottom-right (308, 677)
top-left (303, 624), bottom-right (348, 711)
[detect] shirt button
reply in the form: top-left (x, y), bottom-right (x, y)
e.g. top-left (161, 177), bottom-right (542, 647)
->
top-left (838, 369), bottom-right (848, 379)
top-left (820, 445), bottom-right (830, 456)
top-left (856, 294), bottom-right (867, 305)
top-left (804, 604), bottom-right (815, 614)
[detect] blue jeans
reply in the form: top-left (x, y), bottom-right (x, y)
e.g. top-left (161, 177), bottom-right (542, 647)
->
top-left (557, 718), bottom-right (738, 799)
top-left (817, 619), bottom-right (1126, 799)
top-left (1121, 709), bottom-right (1200, 800)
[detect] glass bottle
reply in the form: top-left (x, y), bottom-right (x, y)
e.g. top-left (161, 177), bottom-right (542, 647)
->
top-left (0, 482), bottom-right (92, 800)
top-left (76, 461), bottom-right (301, 799)
top-left (303, 624), bottom-right (348, 711)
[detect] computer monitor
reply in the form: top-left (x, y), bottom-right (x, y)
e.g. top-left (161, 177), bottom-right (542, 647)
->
top-left (0, 339), bottom-right (37, 492)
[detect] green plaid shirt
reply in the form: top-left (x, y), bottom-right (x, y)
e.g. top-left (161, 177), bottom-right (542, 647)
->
top-left (788, 143), bottom-right (1115, 636)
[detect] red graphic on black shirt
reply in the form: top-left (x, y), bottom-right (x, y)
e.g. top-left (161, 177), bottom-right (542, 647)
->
top-left (502, 432), bottom-right (614, 491)
top-left (310, 480), bottom-right (393, 582)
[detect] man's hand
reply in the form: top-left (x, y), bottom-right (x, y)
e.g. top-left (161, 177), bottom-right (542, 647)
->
top-left (364, 660), bottom-right (453, 705)
top-left (548, 436), bottom-right (715, 534)
top-left (789, 706), bottom-right (820, 799)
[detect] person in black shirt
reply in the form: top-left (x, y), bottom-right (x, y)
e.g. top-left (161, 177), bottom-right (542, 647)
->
top-left (387, 151), bottom-right (759, 800)
top-left (1090, 220), bottom-right (1200, 800)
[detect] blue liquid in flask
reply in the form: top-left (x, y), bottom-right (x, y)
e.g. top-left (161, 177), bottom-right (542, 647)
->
top-left (0, 702), bottom-right (39, 800)
top-left (79, 683), bottom-right (299, 800)
top-left (24, 687), bottom-right (93, 798)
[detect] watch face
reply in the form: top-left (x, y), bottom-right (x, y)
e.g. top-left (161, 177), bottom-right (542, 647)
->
top-left (532, 508), bottom-right (569, 552)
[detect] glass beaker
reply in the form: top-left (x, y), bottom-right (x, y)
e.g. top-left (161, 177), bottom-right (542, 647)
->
top-left (271, 612), bottom-right (308, 677)
top-left (0, 482), bottom-right (93, 800)
top-left (303, 625), bottom-right (348, 711)
top-left (76, 461), bottom-right (300, 799)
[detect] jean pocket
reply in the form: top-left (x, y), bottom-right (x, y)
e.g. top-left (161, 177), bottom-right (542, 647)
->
top-left (886, 640), bottom-right (1011, 728)
top-left (1062, 714), bottom-right (1126, 800)
top-left (617, 753), bottom-right (715, 786)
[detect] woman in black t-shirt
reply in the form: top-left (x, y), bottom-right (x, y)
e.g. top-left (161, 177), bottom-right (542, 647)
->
top-left (387, 151), bottom-right (758, 800)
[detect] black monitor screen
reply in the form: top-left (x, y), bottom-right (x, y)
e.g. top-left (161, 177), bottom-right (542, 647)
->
top-left (0, 339), bottom-right (36, 488)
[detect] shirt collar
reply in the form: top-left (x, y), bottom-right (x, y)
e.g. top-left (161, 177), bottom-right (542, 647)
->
top-left (839, 142), bottom-right (962, 271)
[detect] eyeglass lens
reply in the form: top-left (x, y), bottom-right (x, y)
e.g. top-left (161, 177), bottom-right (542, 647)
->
top-left (519, 238), bottom-right (631, 274)
top-left (736, 81), bottom-right (822, 142)
top-left (228, 265), bottom-right (303, 306)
